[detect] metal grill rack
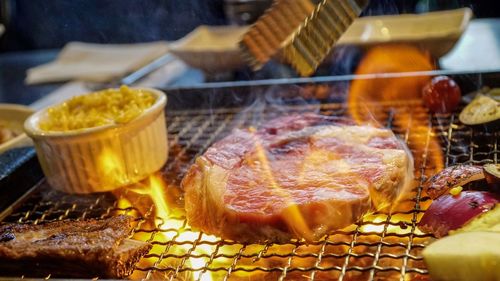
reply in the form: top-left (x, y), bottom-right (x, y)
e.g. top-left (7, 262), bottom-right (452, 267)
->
top-left (1, 99), bottom-right (498, 281)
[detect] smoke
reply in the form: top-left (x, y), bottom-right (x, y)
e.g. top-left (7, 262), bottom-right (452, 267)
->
top-left (227, 83), bottom-right (325, 131)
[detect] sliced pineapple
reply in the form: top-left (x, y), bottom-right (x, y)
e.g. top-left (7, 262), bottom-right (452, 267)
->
top-left (423, 231), bottom-right (500, 281)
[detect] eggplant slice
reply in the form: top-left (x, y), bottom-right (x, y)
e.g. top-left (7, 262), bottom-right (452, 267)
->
top-left (459, 94), bottom-right (500, 126)
top-left (484, 164), bottom-right (500, 188)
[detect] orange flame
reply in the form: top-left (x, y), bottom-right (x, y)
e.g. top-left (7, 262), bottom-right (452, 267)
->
top-left (249, 127), bottom-right (314, 241)
top-left (97, 148), bottom-right (128, 187)
top-left (348, 44), bottom-right (444, 184)
top-left (96, 146), bottom-right (216, 280)
top-left (116, 174), bottom-right (219, 281)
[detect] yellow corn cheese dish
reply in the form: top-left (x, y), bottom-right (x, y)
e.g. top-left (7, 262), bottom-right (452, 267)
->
top-left (39, 86), bottom-right (156, 131)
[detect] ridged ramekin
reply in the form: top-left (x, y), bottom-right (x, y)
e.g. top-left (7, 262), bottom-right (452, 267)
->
top-left (24, 88), bottom-right (168, 194)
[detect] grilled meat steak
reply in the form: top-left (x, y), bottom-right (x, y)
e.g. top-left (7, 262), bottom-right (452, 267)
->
top-left (0, 215), bottom-right (151, 278)
top-left (183, 114), bottom-right (414, 242)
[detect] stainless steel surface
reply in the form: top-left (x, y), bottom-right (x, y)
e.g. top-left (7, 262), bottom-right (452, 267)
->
top-left (3, 95), bottom-right (498, 280)
top-left (120, 53), bottom-right (176, 85)
top-left (83, 53), bottom-right (175, 91)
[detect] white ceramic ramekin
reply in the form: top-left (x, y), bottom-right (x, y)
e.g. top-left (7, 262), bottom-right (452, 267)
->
top-left (24, 88), bottom-right (168, 194)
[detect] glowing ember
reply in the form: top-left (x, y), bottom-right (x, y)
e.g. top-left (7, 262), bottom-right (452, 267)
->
top-left (97, 148), bottom-right (128, 186)
top-left (360, 215), bottom-right (385, 234)
top-left (121, 174), bottom-right (220, 281)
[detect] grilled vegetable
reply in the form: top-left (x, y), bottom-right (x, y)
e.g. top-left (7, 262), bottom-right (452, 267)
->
top-left (422, 76), bottom-right (461, 113)
top-left (419, 191), bottom-right (500, 237)
top-left (459, 94), bottom-right (500, 126)
top-left (486, 87), bottom-right (500, 100)
top-left (484, 164), bottom-right (500, 188)
top-left (423, 231), bottom-right (500, 281)
top-left (454, 204), bottom-right (500, 233)
top-left (424, 165), bottom-right (485, 199)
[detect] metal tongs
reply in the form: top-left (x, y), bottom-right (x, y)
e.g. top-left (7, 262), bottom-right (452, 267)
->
top-left (240, 0), bottom-right (369, 76)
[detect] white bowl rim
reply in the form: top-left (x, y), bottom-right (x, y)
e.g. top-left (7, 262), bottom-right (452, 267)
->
top-left (24, 87), bottom-right (167, 139)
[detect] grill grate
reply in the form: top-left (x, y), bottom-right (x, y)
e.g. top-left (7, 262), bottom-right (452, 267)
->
top-left (1, 100), bottom-right (498, 281)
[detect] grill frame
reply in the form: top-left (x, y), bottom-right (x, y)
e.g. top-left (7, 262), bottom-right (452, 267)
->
top-left (0, 70), bottom-right (499, 281)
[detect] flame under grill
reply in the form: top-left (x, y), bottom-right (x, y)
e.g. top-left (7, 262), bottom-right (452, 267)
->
top-left (2, 99), bottom-right (498, 281)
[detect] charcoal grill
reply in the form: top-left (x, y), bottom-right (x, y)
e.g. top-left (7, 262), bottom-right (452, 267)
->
top-left (0, 70), bottom-right (499, 281)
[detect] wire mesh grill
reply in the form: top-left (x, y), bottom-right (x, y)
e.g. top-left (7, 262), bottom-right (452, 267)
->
top-left (1, 99), bottom-right (498, 281)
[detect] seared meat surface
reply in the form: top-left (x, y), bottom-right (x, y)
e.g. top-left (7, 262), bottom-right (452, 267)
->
top-left (183, 114), bottom-right (414, 242)
top-left (0, 215), bottom-right (151, 278)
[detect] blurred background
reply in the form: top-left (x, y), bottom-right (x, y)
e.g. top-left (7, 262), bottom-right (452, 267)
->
top-left (1, 0), bottom-right (497, 51)
top-left (0, 0), bottom-right (499, 105)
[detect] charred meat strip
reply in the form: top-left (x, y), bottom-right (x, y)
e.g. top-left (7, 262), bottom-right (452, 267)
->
top-left (424, 165), bottom-right (485, 199)
top-left (0, 215), bottom-right (151, 278)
